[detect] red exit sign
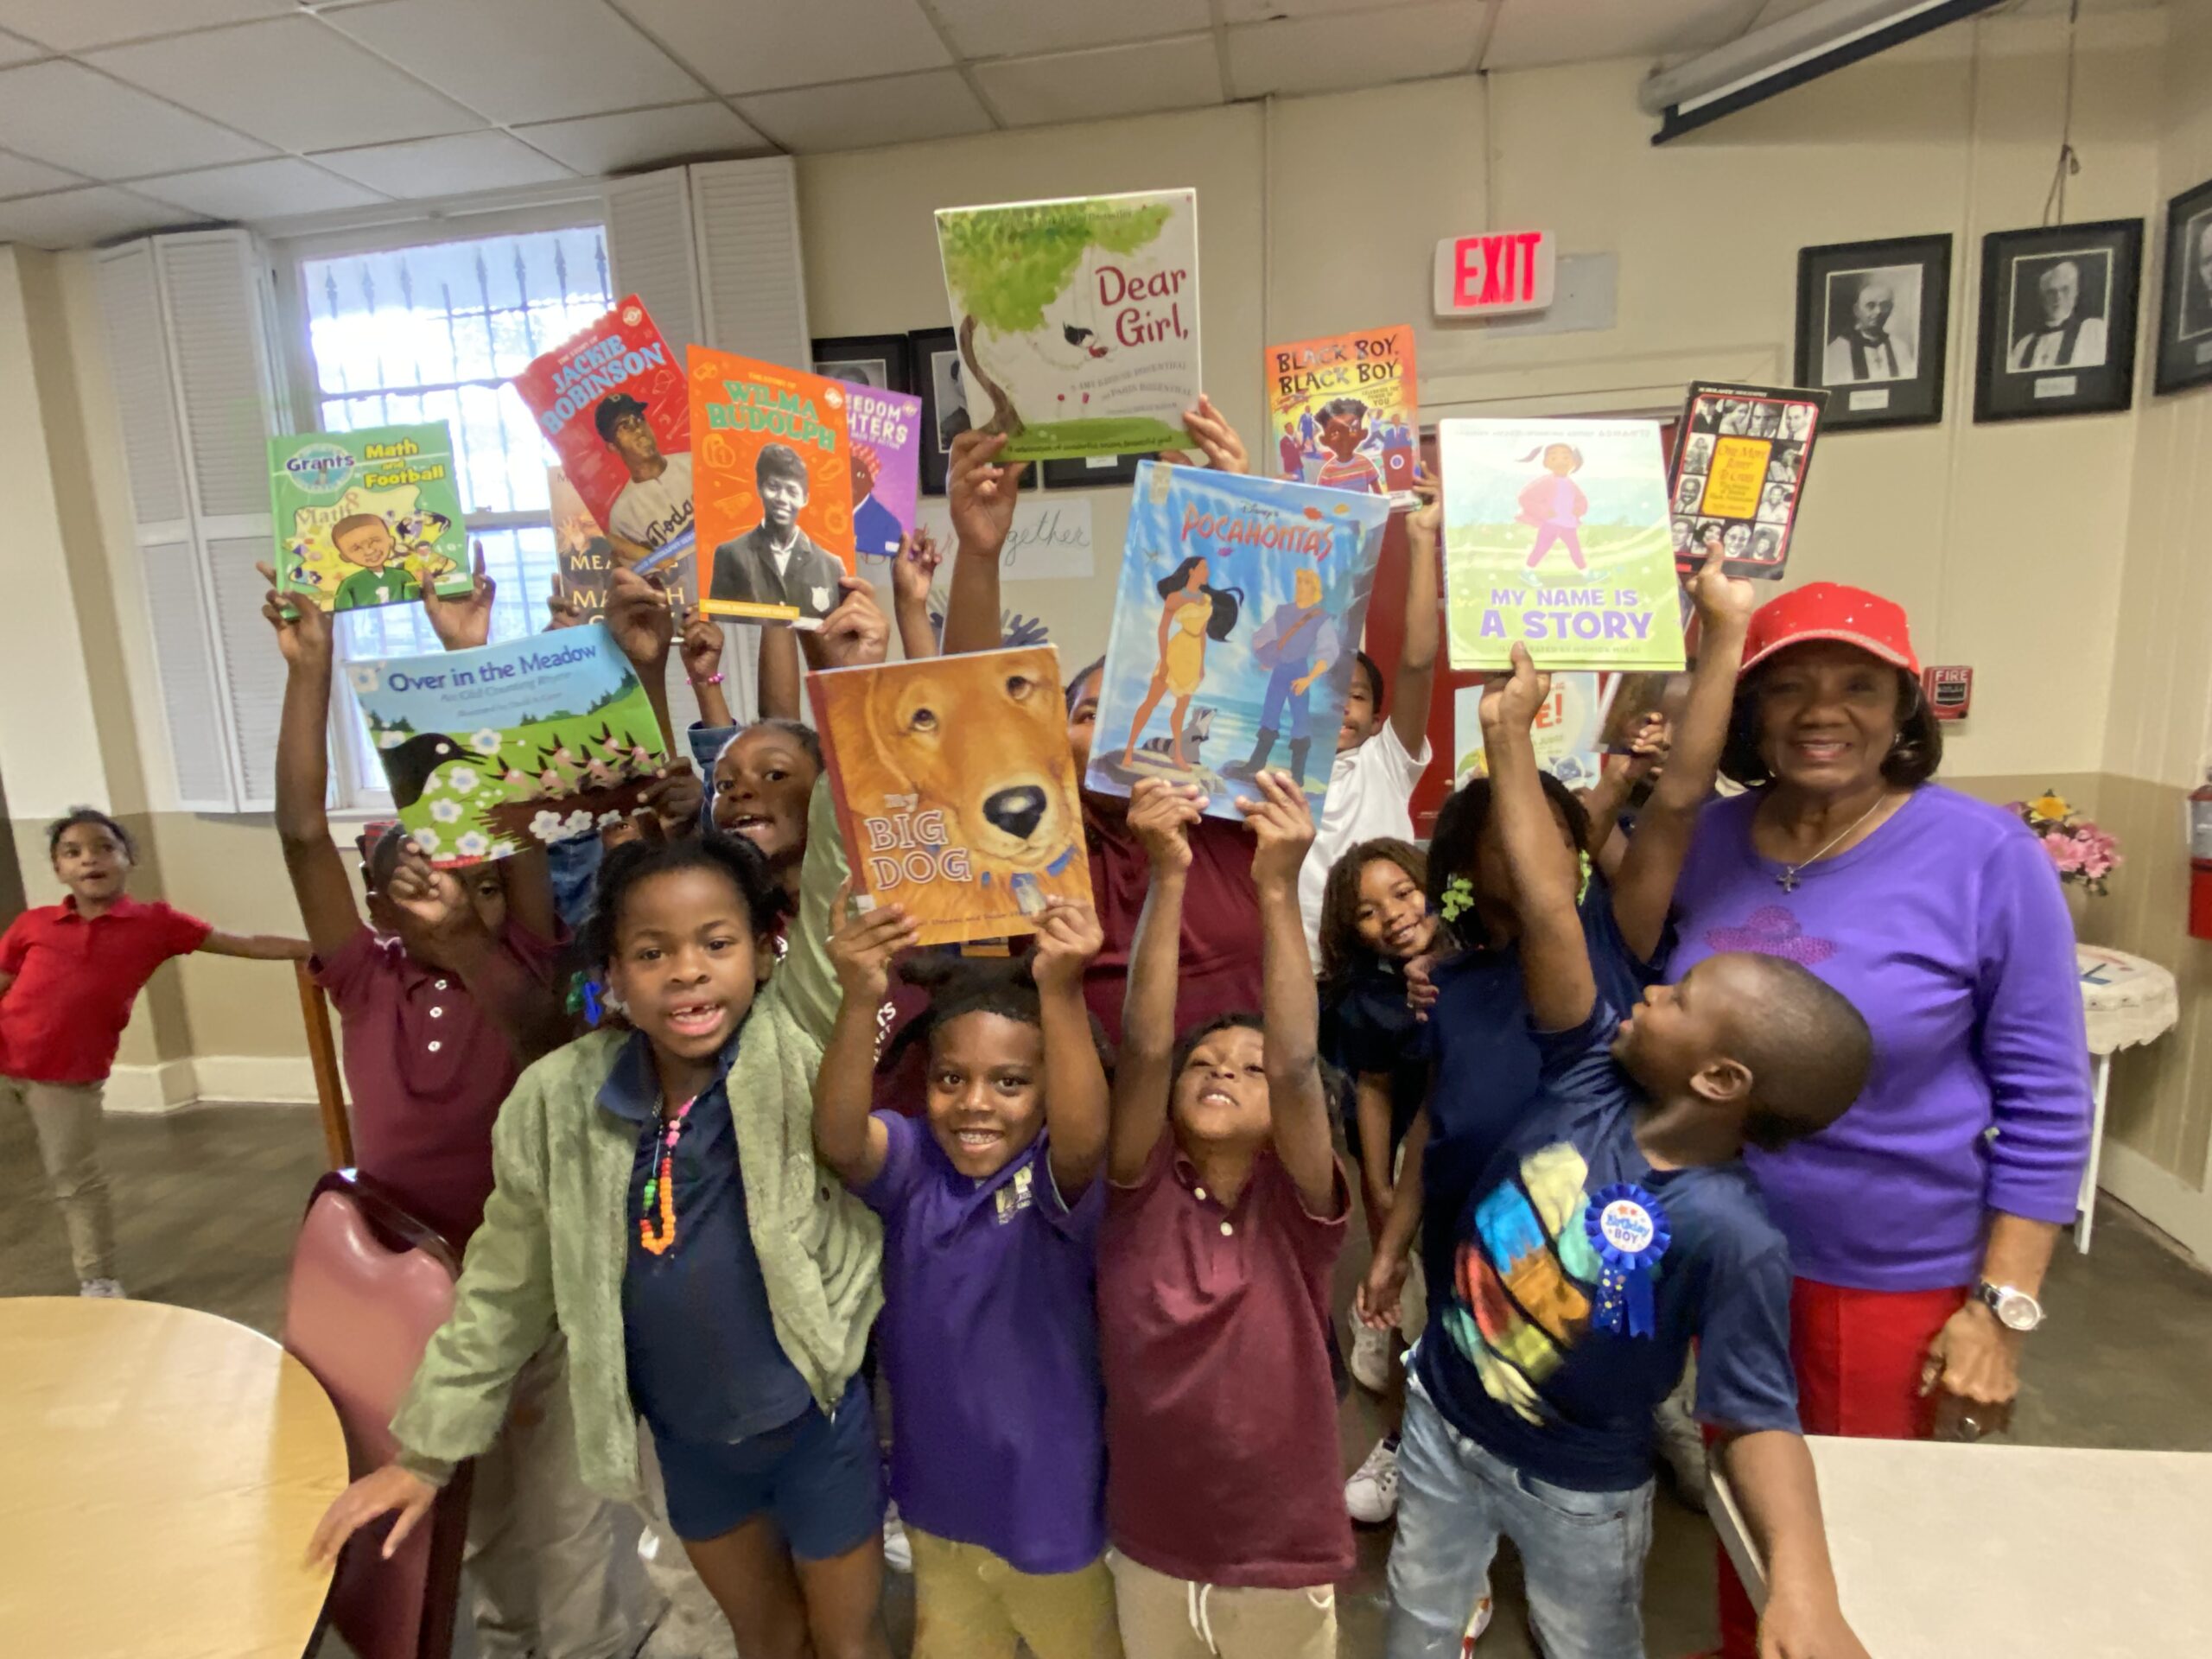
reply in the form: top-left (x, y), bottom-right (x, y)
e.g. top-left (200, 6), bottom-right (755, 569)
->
top-left (1434, 230), bottom-right (1557, 318)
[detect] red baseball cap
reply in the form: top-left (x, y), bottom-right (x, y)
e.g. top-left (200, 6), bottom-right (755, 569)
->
top-left (1739, 582), bottom-right (1920, 677)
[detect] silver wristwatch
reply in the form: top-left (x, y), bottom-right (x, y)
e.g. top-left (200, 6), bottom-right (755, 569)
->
top-left (1975, 1280), bottom-right (2044, 1332)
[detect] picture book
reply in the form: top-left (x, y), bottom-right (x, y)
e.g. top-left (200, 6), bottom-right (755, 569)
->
top-left (1668, 382), bottom-right (1828, 580)
top-left (1437, 418), bottom-right (1686, 674)
top-left (809, 646), bottom-right (1092, 946)
top-left (1266, 326), bottom-right (1420, 506)
top-left (1453, 671), bottom-right (1607, 787)
top-left (934, 188), bottom-right (1199, 461)
top-left (1087, 461), bottom-right (1389, 821)
top-left (549, 465), bottom-right (696, 613)
top-left (845, 383), bottom-right (923, 561)
top-left (690, 346), bottom-right (856, 628)
top-left (269, 423), bottom-right (473, 613)
top-left (346, 622), bottom-right (671, 868)
top-left (511, 296), bottom-right (695, 573)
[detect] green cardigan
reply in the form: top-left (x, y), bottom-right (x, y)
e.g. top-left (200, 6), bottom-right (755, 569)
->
top-left (391, 779), bottom-right (876, 1503)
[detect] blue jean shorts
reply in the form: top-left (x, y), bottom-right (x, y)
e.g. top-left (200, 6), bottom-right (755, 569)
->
top-left (654, 1376), bottom-right (885, 1559)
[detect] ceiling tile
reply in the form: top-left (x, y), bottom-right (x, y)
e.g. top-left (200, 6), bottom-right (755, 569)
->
top-left (0, 26), bottom-right (44, 64)
top-left (1484, 0), bottom-right (1751, 68)
top-left (976, 37), bottom-right (1224, 127)
top-left (87, 16), bottom-right (480, 154)
top-left (0, 185), bottom-right (197, 248)
top-left (133, 157), bottom-right (388, 219)
top-left (1225, 3), bottom-right (1486, 98)
top-left (0, 61), bottom-right (270, 177)
top-left (0, 149), bottom-right (81, 198)
top-left (931, 0), bottom-right (1212, 60)
top-left (515, 101), bottom-right (768, 175)
top-left (313, 130), bottom-right (576, 197)
top-left (0, 0), bottom-right (293, 51)
top-left (1219, 0), bottom-right (1436, 20)
top-left (734, 68), bottom-right (991, 154)
top-left (617, 0), bottom-right (951, 95)
top-left (330, 0), bottom-right (706, 124)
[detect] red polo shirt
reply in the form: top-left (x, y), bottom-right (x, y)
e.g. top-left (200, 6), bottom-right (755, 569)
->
top-left (0, 896), bottom-right (211, 1084)
top-left (1097, 1133), bottom-right (1354, 1589)
top-left (1082, 801), bottom-right (1264, 1047)
top-left (314, 923), bottom-right (562, 1248)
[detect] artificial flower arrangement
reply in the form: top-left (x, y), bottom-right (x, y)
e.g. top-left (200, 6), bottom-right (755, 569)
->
top-left (2009, 792), bottom-right (2121, 895)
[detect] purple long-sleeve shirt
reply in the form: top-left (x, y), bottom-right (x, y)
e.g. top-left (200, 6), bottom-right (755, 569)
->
top-left (1669, 785), bottom-right (2090, 1293)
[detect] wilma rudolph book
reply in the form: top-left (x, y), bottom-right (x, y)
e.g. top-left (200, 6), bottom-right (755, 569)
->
top-left (1265, 325), bottom-right (1420, 505)
top-left (810, 646), bottom-right (1092, 946)
top-left (1438, 419), bottom-right (1685, 674)
top-left (270, 423), bottom-right (473, 613)
top-left (1088, 462), bottom-right (1389, 822)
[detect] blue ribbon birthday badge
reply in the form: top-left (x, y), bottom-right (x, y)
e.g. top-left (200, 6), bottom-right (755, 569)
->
top-left (1586, 1183), bottom-right (1671, 1338)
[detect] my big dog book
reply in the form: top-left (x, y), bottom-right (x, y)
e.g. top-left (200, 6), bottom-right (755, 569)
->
top-left (810, 646), bottom-right (1092, 947)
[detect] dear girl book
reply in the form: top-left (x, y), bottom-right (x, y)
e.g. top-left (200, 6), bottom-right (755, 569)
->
top-left (810, 646), bottom-right (1092, 946)
top-left (934, 188), bottom-right (1199, 461)
top-left (1086, 461), bottom-right (1389, 821)
top-left (1667, 382), bottom-right (1828, 580)
top-left (1265, 325), bottom-right (1420, 506)
top-left (270, 423), bottom-right (473, 613)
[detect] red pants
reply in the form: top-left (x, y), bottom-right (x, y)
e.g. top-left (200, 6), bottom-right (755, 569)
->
top-left (1714, 1277), bottom-right (1967, 1657)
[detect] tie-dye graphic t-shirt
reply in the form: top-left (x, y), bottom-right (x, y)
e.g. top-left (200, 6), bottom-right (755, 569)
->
top-left (1413, 1001), bottom-right (1800, 1493)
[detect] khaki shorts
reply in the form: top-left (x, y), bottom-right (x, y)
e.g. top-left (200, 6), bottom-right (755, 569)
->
top-left (1107, 1549), bottom-right (1335, 1659)
top-left (909, 1526), bottom-right (1122, 1659)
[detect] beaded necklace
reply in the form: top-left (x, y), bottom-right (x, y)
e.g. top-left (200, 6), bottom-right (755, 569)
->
top-left (638, 1096), bottom-right (697, 1255)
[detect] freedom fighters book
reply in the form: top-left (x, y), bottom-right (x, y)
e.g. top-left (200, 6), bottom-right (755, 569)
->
top-left (845, 383), bottom-right (923, 561)
top-left (1667, 382), bottom-right (1828, 580)
top-left (511, 295), bottom-right (695, 574)
top-left (935, 188), bottom-right (1199, 461)
top-left (270, 423), bottom-right (473, 613)
top-left (346, 622), bottom-right (671, 868)
top-left (549, 466), bottom-right (696, 613)
top-left (810, 646), bottom-right (1091, 946)
top-left (1438, 419), bottom-right (1686, 674)
top-left (1087, 461), bottom-right (1389, 821)
top-left (1266, 325), bottom-right (1420, 505)
top-left (690, 347), bottom-right (856, 627)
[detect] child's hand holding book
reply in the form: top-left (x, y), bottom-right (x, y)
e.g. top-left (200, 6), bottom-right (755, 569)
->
top-left (257, 562), bottom-right (332, 666)
top-left (825, 879), bottom-right (918, 1007)
top-left (1127, 778), bottom-right (1203, 875)
top-left (1030, 899), bottom-right (1103, 996)
top-left (1238, 768), bottom-right (1316, 896)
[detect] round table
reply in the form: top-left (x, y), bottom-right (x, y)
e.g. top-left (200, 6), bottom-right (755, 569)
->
top-left (2074, 944), bottom-right (2180, 1252)
top-left (0, 1298), bottom-right (350, 1658)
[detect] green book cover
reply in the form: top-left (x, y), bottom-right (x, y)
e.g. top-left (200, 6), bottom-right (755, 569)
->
top-left (269, 423), bottom-right (473, 613)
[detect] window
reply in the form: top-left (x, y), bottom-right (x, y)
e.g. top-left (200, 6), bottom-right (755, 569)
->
top-left (293, 225), bottom-right (613, 802)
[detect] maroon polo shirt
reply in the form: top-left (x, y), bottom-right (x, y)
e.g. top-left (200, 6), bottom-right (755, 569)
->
top-left (0, 896), bottom-right (211, 1084)
top-left (1097, 1132), bottom-right (1354, 1589)
top-left (314, 923), bottom-right (561, 1248)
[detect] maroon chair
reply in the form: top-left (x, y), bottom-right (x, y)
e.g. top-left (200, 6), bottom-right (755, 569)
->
top-left (284, 1171), bottom-right (474, 1659)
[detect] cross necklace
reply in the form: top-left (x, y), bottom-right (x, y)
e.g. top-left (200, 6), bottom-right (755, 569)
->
top-left (1775, 794), bottom-right (1891, 892)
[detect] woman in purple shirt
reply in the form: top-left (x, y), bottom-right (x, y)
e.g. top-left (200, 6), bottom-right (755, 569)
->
top-left (1667, 583), bottom-right (2089, 1659)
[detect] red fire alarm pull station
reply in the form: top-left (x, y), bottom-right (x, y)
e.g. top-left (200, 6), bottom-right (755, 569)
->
top-left (1923, 665), bottom-right (1973, 721)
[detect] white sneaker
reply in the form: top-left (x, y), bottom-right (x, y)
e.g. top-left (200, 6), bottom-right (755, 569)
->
top-left (78, 1278), bottom-right (125, 1299)
top-left (1349, 1319), bottom-right (1393, 1393)
top-left (881, 1502), bottom-right (913, 1573)
top-left (1344, 1434), bottom-right (1399, 1525)
top-left (1461, 1592), bottom-right (1494, 1651)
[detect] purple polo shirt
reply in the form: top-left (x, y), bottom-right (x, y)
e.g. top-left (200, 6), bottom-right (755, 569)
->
top-left (861, 1112), bottom-right (1107, 1573)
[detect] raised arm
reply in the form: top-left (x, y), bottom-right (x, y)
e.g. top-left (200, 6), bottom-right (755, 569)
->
top-left (385, 847), bottom-right (571, 1066)
top-left (757, 625), bottom-right (802, 722)
top-left (813, 883), bottom-right (917, 1188)
top-left (677, 604), bottom-right (735, 730)
top-left (942, 430), bottom-right (1020, 656)
top-left (1157, 393), bottom-right (1249, 474)
top-left (602, 568), bottom-right (676, 749)
top-left (1389, 466), bottom-right (1441, 755)
top-left (200, 931), bottom-right (311, 961)
top-left (1716, 1431), bottom-right (1866, 1659)
top-left (888, 528), bottom-right (943, 663)
top-left (1611, 548), bottom-right (1751, 961)
top-left (1031, 899), bottom-right (1109, 1197)
top-left (1108, 779), bottom-right (1204, 1183)
top-left (1243, 769), bottom-right (1337, 1215)
top-left (261, 566), bottom-right (363, 961)
top-left (418, 543), bottom-right (495, 653)
top-left (1483, 644), bottom-right (1595, 1033)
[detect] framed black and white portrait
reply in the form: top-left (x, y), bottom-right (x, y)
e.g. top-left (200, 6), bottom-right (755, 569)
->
top-left (1975, 219), bottom-right (2142, 423)
top-left (912, 327), bottom-right (1035, 496)
top-left (2154, 177), bottom-right (2212, 396)
top-left (810, 334), bottom-right (912, 396)
top-left (1796, 234), bottom-right (1952, 431)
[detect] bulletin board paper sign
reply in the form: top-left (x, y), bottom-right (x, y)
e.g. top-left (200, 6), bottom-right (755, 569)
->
top-left (915, 497), bottom-right (1094, 582)
top-left (1453, 671), bottom-right (1606, 787)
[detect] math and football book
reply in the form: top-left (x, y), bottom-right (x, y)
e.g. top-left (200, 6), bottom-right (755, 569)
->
top-left (810, 646), bottom-right (1092, 946)
top-left (1667, 382), bottom-right (1827, 580)
top-left (844, 384), bottom-right (922, 561)
top-left (346, 622), bottom-right (671, 868)
top-left (269, 423), bottom-right (473, 613)
top-left (1437, 419), bottom-right (1686, 674)
top-left (935, 188), bottom-right (1199, 462)
top-left (1265, 325), bottom-right (1420, 506)
top-left (690, 347), bottom-right (856, 628)
top-left (1086, 461), bottom-right (1389, 822)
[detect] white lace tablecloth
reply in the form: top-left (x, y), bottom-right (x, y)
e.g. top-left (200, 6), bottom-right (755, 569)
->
top-left (2076, 944), bottom-right (2180, 1058)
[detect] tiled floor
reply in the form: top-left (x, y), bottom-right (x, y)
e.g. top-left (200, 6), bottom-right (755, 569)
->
top-left (6, 1100), bottom-right (2210, 1657)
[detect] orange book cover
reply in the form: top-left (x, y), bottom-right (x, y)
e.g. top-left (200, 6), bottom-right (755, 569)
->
top-left (808, 646), bottom-right (1092, 946)
top-left (1264, 324), bottom-right (1420, 505)
top-left (690, 346), bottom-right (855, 627)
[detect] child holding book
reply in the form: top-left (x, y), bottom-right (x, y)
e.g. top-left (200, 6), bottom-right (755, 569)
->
top-left (814, 893), bottom-right (1121, 1659)
top-left (1383, 644), bottom-right (1872, 1659)
top-left (0, 808), bottom-right (305, 1297)
top-left (1097, 772), bottom-right (1351, 1659)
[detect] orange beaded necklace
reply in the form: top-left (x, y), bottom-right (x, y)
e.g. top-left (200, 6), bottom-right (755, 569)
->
top-left (638, 1096), bottom-right (697, 1255)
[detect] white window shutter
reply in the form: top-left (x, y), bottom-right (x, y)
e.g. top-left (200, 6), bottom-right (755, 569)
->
top-left (136, 539), bottom-right (232, 809)
top-left (689, 157), bottom-right (810, 366)
top-left (605, 168), bottom-right (702, 354)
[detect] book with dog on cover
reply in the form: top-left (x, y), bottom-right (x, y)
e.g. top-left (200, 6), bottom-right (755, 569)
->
top-left (809, 646), bottom-right (1092, 946)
